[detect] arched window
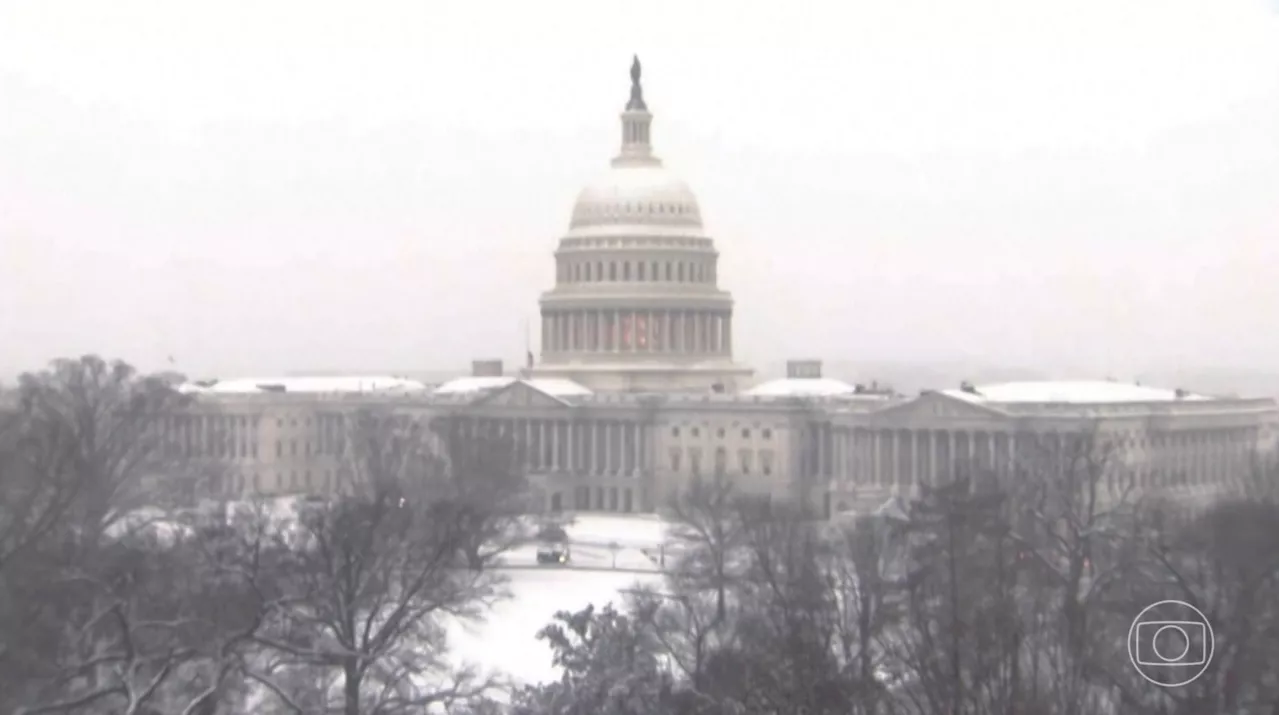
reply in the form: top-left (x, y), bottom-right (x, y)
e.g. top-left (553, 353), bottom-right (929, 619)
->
top-left (665, 262), bottom-right (673, 281)
top-left (596, 261), bottom-right (604, 281)
top-left (651, 261), bottom-right (659, 280)
top-left (623, 262), bottom-right (631, 281)
top-left (609, 262), bottom-right (617, 281)
top-left (637, 262), bottom-right (646, 281)
top-left (677, 263), bottom-right (685, 282)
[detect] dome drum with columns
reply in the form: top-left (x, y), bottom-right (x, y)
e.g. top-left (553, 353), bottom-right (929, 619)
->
top-left (531, 56), bottom-right (753, 393)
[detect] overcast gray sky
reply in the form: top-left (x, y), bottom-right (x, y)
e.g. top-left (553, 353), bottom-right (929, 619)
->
top-left (1, 0), bottom-right (1276, 382)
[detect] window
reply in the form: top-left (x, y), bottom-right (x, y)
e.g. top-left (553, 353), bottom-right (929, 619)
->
top-left (275, 440), bottom-right (282, 458)
top-left (762, 449), bottom-right (774, 476)
top-left (690, 448), bottom-right (702, 476)
top-left (290, 440), bottom-right (297, 456)
top-left (740, 449), bottom-right (752, 475)
top-left (623, 262), bottom-right (631, 280)
top-left (714, 447), bottom-right (727, 473)
top-left (742, 428), bottom-right (751, 439)
top-left (671, 426), bottom-right (680, 437)
top-left (670, 448), bottom-right (682, 472)
top-left (665, 262), bottom-right (673, 281)
top-left (716, 428), bottom-right (725, 438)
top-left (691, 427), bottom-right (700, 438)
top-left (762, 429), bottom-right (773, 440)
top-left (677, 263), bottom-right (685, 282)
top-left (637, 262), bottom-right (646, 281)
top-left (609, 263), bottom-right (617, 281)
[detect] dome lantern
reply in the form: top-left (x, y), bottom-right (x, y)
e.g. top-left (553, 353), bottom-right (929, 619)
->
top-left (615, 55), bottom-right (659, 167)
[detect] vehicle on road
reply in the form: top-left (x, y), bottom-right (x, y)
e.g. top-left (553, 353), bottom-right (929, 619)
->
top-left (536, 542), bottom-right (572, 564)
top-left (535, 523), bottom-right (571, 565)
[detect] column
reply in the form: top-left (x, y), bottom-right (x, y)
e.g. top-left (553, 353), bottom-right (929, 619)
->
top-left (521, 420), bottom-right (531, 470)
top-left (565, 421), bottom-right (575, 472)
top-left (909, 431), bottom-right (918, 490)
top-left (896, 434), bottom-right (906, 488)
top-left (873, 430), bottom-right (882, 487)
top-left (723, 313), bottom-right (732, 355)
top-left (929, 431), bottom-right (938, 486)
top-left (550, 421), bottom-right (560, 471)
top-left (630, 423), bottom-right (640, 476)
top-left (605, 422), bottom-right (614, 475)
top-left (589, 422), bottom-right (598, 474)
top-left (947, 431), bottom-right (956, 482)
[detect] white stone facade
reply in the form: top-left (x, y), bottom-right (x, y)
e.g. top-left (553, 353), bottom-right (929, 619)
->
top-left (174, 59), bottom-right (1277, 518)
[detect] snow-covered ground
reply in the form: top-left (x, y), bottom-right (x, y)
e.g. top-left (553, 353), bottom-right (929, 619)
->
top-left (454, 514), bottom-right (675, 685)
top-left (447, 568), bottom-right (663, 685)
top-left (114, 502), bottom-right (677, 687)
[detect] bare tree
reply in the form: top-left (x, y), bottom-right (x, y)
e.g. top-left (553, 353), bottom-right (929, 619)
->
top-left (250, 408), bottom-right (506, 715)
top-left (0, 356), bottom-right (230, 712)
top-left (430, 413), bottom-right (534, 571)
top-left (663, 474), bottom-right (751, 625)
top-left (998, 427), bottom-right (1146, 713)
top-left (10, 507), bottom-right (286, 715)
top-left (1103, 489), bottom-right (1279, 715)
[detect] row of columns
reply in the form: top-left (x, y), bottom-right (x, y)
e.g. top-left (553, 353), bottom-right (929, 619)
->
top-left (810, 427), bottom-right (1024, 489)
top-left (542, 308), bottom-right (732, 356)
top-left (558, 256), bottom-right (716, 285)
top-left (810, 426), bottom-right (1264, 492)
top-left (463, 417), bottom-right (649, 476)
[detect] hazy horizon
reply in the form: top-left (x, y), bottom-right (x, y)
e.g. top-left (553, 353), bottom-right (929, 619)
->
top-left (2, 0), bottom-right (1276, 385)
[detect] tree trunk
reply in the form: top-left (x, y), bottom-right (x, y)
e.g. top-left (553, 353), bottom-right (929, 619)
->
top-left (343, 658), bottom-right (361, 715)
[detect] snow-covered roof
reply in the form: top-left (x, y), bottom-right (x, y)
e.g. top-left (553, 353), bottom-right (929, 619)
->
top-left (181, 376), bottom-right (430, 395)
top-left (432, 376), bottom-right (515, 395)
top-left (432, 376), bottom-right (593, 398)
top-left (524, 378), bottom-right (594, 397)
top-left (744, 377), bottom-right (858, 398)
top-left (943, 380), bottom-right (1212, 405)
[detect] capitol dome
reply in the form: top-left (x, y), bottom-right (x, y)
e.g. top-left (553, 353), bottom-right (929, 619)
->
top-left (568, 165), bottom-right (704, 231)
top-left (531, 55), bottom-right (754, 394)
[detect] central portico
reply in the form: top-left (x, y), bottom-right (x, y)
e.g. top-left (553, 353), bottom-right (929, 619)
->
top-left (530, 56), bottom-right (754, 393)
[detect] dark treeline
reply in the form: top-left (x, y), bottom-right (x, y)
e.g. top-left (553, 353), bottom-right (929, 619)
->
top-left (0, 356), bottom-right (1276, 714)
top-left (513, 435), bottom-right (1278, 715)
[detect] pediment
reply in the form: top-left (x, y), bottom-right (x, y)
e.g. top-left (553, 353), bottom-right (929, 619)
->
top-left (872, 391), bottom-right (1008, 423)
top-left (471, 381), bottom-right (569, 409)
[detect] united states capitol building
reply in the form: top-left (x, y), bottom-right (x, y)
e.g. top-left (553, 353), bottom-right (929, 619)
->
top-left (181, 59), bottom-right (1277, 518)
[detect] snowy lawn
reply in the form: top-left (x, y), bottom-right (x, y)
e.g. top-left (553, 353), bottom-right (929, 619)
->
top-left (446, 568), bottom-right (662, 686)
